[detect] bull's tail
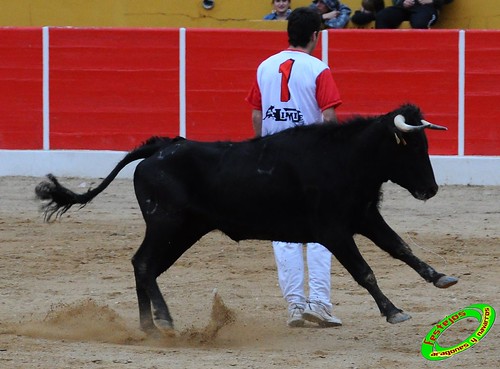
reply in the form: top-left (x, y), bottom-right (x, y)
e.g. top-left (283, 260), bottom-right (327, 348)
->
top-left (35, 136), bottom-right (183, 221)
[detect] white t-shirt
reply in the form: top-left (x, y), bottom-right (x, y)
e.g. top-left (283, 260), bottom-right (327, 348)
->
top-left (247, 49), bottom-right (342, 136)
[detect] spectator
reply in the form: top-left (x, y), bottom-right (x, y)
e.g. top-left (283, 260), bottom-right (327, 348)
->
top-left (264, 0), bottom-right (293, 20)
top-left (310, 0), bottom-right (352, 29)
top-left (375, 0), bottom-right (454, 29)
top-left (351, 0), bottom-right (385, 26)
top-left (246, 7), bottom-right (343, 328)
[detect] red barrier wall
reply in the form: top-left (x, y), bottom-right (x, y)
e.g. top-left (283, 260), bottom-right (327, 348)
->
top-left (50, 28), bottom-right (180, 150)
top-left (465, 30), bottom-right (500, 155)
top-left (0, 28), bottom-right (499, 156)
top-left (330, 30), bottom-right (459, 155)
top-left (0, 29), bottom-right (42, 149)
top-left (185, 29), bottom-right (287, 141)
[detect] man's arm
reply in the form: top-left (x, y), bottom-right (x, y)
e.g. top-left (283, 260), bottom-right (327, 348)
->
top-left (323, 4), bottom-right (352, 28)
top-left (322, 107), bottom-right (338, 124)
top-left (252, 109), bottom-right (263, 137)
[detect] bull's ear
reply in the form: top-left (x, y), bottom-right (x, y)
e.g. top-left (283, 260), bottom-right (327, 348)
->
top-left (394, 131), bottom-right (407, 146)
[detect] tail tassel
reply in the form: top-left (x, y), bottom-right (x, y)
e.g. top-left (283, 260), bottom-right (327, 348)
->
top-left (35, 174), bottom-right (91, 221)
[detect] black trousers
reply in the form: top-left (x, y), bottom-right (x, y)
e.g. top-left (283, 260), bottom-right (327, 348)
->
top-left (375, 4), bottom-right (439, 29)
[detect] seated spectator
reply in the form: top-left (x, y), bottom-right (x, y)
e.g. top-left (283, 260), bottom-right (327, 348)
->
top-left (351, 0), bottom-right (385, 26)
top-left (375, 0), bottom-right (454, 29)
top-left (264, 0), bottom-right (292, 20)
top-left (310, 0), bottom-right (352, 29)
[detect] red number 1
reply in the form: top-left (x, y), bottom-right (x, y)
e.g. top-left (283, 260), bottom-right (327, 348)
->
top-left (279, 59), bottom-right (295, 102)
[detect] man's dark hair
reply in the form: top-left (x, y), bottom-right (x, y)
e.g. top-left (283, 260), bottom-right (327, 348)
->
top-left (287, 7), bottom-right (322, 48)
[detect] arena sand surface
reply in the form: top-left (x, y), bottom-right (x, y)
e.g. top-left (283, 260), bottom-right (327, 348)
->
top-left (0, 176), bottom-right (498, 369)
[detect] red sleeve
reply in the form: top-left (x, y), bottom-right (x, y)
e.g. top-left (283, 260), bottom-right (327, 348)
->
top-left (246, 79), bottom-right (262, 110)
top-left (315, 68), bottom-right (342, 111)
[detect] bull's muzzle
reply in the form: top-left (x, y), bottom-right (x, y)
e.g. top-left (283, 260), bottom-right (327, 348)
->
top-left (413, 184), bottom-right (438, 201)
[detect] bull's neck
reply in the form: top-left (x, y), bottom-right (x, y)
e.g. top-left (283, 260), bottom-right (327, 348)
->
top-left (347, 126), bottom-right (394, 191)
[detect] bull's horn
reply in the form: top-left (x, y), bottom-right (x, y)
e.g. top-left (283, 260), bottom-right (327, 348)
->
top-left (421, 119), bottom-right (448, 131)
top-left (394, 115), bottom-right (448, 132)
top-left (394, 115), bottom-right (422, 132)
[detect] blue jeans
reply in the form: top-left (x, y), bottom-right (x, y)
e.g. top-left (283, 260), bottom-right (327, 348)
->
top-left (375, 5), bottom-right (439, 29)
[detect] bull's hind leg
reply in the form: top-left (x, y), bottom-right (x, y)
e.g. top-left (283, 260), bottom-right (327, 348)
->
top-left (132, 226), bottom-right (174, 335)
top-left (358, 206), bottom-right (458, 289)
top-left (132, 222), bottom-right (208, 335)
top-left (325, 235), bottom-right (411, 324)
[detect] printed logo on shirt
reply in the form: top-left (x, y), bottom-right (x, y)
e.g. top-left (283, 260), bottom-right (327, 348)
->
top-left (264, 105), bottom-right (304, 125)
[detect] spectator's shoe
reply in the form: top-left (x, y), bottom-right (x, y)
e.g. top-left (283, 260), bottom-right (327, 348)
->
top-left (302, 302), bottom-right (342, 327)
top-left (287, 304), bottom-right (305, 327)
top-left (202, 0), bottom-right (214, 10)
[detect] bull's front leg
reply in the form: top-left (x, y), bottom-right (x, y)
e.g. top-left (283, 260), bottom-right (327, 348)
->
top-left (357, 205), bottom-right (458, 289)
top-left (324, 234), bottom-right (411, 324)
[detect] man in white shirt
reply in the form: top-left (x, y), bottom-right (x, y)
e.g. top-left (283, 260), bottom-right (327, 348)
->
top-left (246, 6), bottom-right (343, 327)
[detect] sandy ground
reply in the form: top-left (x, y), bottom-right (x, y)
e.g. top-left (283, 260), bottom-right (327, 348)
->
top-left (0, 176), bottom-right (498, 369)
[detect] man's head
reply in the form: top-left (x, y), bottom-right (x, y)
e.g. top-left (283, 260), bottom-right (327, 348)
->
top-left (316, 0), bottom-right (336, 13)
top-left (287, 7), bottom-right (322, 48)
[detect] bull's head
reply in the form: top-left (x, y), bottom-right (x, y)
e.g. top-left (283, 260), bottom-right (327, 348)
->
top-left (388, 106), bottom-right (447, 201)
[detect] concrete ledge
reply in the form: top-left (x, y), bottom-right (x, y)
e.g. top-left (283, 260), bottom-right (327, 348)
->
top-left (431, 156), bottom-right (500, 186)
top-left (0, 150), bottom-right (136, 179)
top-left (1, 150), bottom-right (499, 185)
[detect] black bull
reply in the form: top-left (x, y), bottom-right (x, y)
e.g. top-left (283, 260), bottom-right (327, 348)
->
top-left (35, 104), bottom-right (458, 334)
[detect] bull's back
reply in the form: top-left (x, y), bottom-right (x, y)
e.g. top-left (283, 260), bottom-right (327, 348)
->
top-left (132, 137), bottom-right (344, 242)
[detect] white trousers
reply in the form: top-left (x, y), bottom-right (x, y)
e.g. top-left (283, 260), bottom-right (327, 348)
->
top-left (273, 241), bottom-right (333, 310)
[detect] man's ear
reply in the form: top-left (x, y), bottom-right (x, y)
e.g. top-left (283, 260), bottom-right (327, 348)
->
top-left (312, 31), bottom-right (319, 43)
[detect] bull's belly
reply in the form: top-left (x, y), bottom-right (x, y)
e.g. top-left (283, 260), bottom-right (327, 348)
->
top-left (216, 220), bottom-right (315, 243)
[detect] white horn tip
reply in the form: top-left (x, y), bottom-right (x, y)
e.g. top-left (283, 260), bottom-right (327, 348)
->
top-left (421, 119), bottom-right (448, 131)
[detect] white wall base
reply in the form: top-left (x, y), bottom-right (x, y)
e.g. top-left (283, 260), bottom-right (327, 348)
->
top-left (430, 156), bottom-right (500, 186)
top-left (0, 150), bottom-right (137, 179)
top-left (1, 150), bottom-right (499, 185)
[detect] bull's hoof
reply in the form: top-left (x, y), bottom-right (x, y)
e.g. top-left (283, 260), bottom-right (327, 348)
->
top-left (434, 275), bottom-right (458, 289)
top-left (154, 319), bottom-right (176, 337)
top-left (387, 312), bottom-right (412, 324)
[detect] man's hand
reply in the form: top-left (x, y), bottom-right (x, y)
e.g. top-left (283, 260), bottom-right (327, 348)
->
top-left (402, 0), bottom-right (416, 8)
top-left (252, 109), bottom-right (263, 137)
top-left (323, 10), bottom-right (340, 20)
top-left (322, 108), bottom-right (337, 124)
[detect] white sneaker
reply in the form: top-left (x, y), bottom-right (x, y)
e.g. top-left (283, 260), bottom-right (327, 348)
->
top-left (302, 302), bottom-right (342, 327)
top-left (287, 304), bottom-right (305, 327)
